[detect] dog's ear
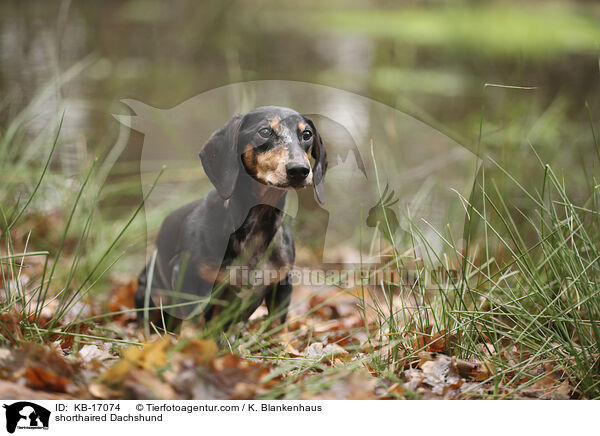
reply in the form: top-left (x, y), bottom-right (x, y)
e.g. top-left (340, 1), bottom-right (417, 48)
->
top-left (303, 116), bottom-right (328, 205)
top-left (199, 113), bottom-right (244, 199)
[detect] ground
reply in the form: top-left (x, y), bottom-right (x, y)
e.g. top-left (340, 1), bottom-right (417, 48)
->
top-left (0, 276), bottom-right (576, 400)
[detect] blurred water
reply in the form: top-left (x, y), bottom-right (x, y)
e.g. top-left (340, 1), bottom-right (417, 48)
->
top-left (1, 0), bottom-right (599, 251)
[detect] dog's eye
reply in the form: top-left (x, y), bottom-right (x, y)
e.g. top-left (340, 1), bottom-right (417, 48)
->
top-left (258, 127), bottom-right (272, 138)
top-left (302, 130), bottom-right (312, 141)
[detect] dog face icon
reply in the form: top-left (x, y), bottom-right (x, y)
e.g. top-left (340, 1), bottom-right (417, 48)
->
top-left (3, 402), bottom-right (50, 433)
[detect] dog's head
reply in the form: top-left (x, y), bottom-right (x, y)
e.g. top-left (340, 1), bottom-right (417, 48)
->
top-left (199, 106), bottom-right (328, 204)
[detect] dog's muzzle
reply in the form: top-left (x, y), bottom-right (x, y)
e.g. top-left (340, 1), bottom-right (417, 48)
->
top-left (286, 163), bottom-right (310, 186)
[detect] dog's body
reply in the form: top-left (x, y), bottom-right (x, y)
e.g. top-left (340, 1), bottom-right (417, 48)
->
top-left (135, 106), bottom-right (327, 330)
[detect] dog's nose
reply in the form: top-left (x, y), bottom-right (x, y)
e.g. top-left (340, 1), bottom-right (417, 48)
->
top-left (286, 163), bottom-right (310, 181)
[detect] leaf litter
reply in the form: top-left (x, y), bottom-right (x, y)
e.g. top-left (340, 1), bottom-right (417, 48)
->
top-left (0, 278), bottom-right (575, 400)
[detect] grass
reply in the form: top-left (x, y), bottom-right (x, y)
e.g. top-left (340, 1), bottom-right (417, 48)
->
top-left (354, 91), bottom-right (600, 397)
top-left (0, 68), bottom-right (163, 347)
top-left (0, 69), bottom-right (599, 399)
top-left (365, 154), bottom-right (600, 397)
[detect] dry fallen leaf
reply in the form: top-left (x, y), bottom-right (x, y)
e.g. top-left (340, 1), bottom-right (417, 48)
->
top-left (24, 366), bottom-right (71, 392)
top-left (177, 353), bottom-right (274, 400)
top-left (108, 281), bottom-right (137, 323)
top-left (303, 342), bottom-right (348, 361)
top-left (303, 369), bottom-right (378, 399)
top-left (122, 369), bottom-right (178, 400)
top-left (88, 382), bottom-right (121, 400)
top-left (471, 360), bottom-right (493, 382)
top-left (413, 328), bottom-right (458, 354)
top-left (0, 380), bottom-right (77, 400)
top-left (420, 354), bottom-right (462, 394)
top-left (78, 344), bottom-right (117, 364)
top-left (0, 311), bottom-right (23, 344)
top-left (100, 338), bottom-right (170, 385)
top-left (180, 339), bottom-right (218, 365)
top-left (0, 344), bottom-right (75, 393)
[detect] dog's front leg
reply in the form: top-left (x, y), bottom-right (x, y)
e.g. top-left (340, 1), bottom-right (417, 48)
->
top-left (134, 263), bottom-right (183, 332)
top-left (265, 275), bottom-right (293, 325)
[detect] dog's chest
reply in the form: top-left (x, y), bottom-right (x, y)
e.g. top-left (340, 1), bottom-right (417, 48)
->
top-left (224, 206), bottom-right (292, 287)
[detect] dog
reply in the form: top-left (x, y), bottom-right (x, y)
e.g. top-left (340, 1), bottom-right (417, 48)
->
top-left (134, 106), bottom-right (327, 331)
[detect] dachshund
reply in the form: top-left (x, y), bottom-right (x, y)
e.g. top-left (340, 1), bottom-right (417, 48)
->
top-left (134, 106), bottom-right (327, 331)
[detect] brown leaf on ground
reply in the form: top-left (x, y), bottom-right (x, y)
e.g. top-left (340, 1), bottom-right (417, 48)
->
top-left (412, 324), bottom-right (433, 350)
top-left (403, 352), bottom-right (494, 398)
top-left (308, 295), bottom-right (339, 320)
top-left (303, 369), bottom-right (378, 399)
top-left (24, 366), bottom-right (71, 392)
top-left (92, 337), bottom-right (278, 400)
top-left (211, 354), bottom-right (274, 399)
top-left (0, 380), bottom-right (77, 400)
top-left (108, 281), bottom-right (137, 324)
top-left (521, 363), bottom-right (571, 399)
top-left (428, 330), bottom-right (458, 353)
top-left (420, 354), bottom-right (462, 394)
top-left (52, 323), bottom-right (94, 350)
top-left (77, 344), bottom-right (118, 370)
top-left (88, 382), bottom-right (121, 399)
top-left (170, 353), bottom-right (274, 400)
top-left (100, 338), bottom-right (170, 385)
top-left (92, 338), bottom-right (174, 399)
top-left (276, 327), bottom-right (304, 356)
top-left (303, 342), bottom-right (348, 361)
top-left (88, 336), bottom-right (239, 399)
top-left (180, 339), bottom-right (218, 365)
top-left (0, 344), bottom-right (76, 393)
top-left (471, 360), bottom-right (494, 382)
top-left (122, 369), bottom-right (178, 400)
top-left (24, 309), bottom-right (95, 350)
top-left (0, 311), bottom-right (23, 344)
top-left (413, 328), bottom-right (457, 354)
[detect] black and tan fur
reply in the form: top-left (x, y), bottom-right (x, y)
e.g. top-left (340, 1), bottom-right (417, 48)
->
top-left (135, 106), bottom-right (327, 331)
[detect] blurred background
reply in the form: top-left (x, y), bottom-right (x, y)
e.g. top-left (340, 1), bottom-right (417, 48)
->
top-left (2, 0), bottom-right (600, 400)
top-left (1, 0), bottom-right (599, 274)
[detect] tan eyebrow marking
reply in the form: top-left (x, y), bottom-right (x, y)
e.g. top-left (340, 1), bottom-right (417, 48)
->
top-left (269, 119), bottom-right (280, 131)
top-left (298, 121), bottom-right (306, 131)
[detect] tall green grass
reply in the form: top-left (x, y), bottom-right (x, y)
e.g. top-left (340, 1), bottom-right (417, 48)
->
top-left (360, 99), bottom-right (600, 398)
top-left (0, 70), bottom-right (163, 347)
